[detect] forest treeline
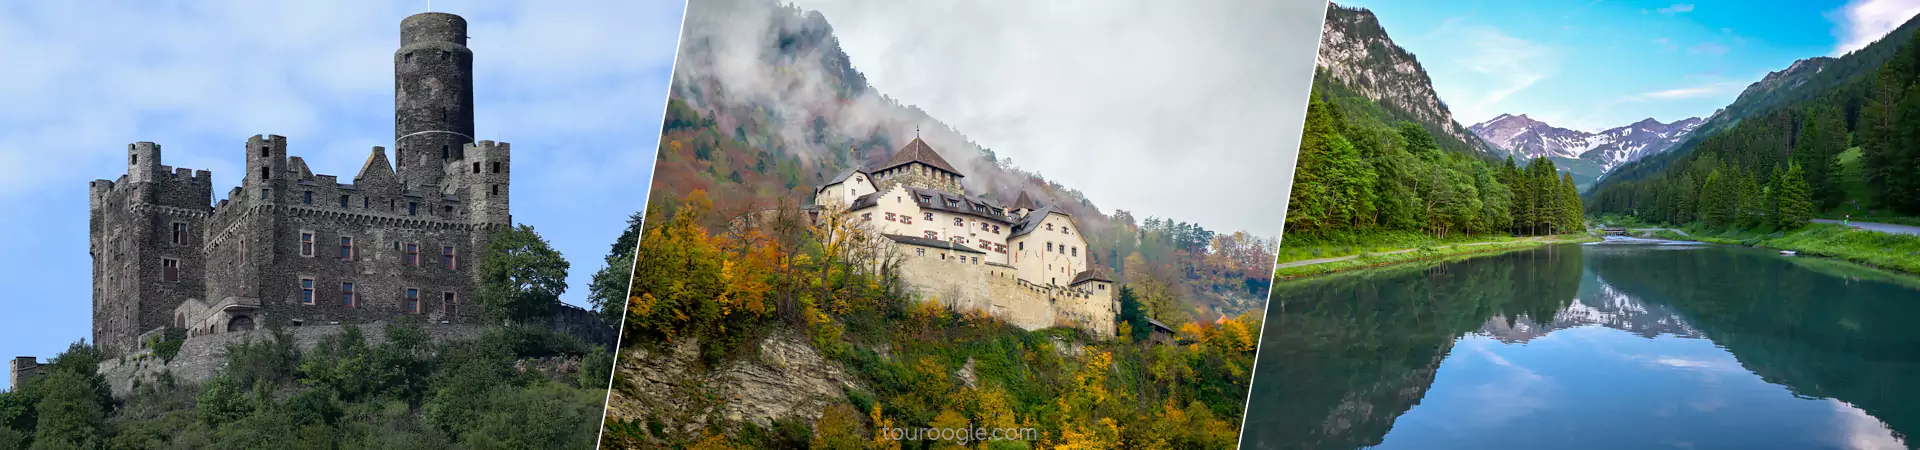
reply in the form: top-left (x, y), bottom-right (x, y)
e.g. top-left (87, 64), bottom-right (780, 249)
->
top-left (1284, 75), bottom-right (1584, 246)
top-left (1587, 24), bottom-right (1920, 224)
top-left (608, 191), bottom-right (1261, 449)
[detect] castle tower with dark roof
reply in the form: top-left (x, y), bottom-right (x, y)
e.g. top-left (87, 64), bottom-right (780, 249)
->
top-left (869, 137), bottom-right (964, 195)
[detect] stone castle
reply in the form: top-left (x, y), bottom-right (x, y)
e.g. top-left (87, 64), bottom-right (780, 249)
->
top-left (813, 137), bottom-right (1117, 336)
top-left (86, 13), bottom-right (514, 356)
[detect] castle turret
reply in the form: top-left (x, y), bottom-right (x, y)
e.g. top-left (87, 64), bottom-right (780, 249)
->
top-left (394, 12), bottom-right (475, 190)
top-left (126, 142), bottom-right (161, 185)
top-left (466, 140), bottom-right (511, 225)
top-left (244, 135), bottom-right (289, 204)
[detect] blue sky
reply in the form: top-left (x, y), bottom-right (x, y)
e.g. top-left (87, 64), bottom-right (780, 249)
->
top-left (0, 0), bottom-right (684, 391)
top-left (1341, 0), bottom-right (1920, 131)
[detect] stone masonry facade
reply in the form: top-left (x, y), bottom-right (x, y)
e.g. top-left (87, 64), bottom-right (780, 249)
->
top-left (86, 13), bottom-right (518, 356)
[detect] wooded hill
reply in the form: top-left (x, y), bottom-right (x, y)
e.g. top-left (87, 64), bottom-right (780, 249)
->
top-left (1587, 17), bottom-right (1920, 224)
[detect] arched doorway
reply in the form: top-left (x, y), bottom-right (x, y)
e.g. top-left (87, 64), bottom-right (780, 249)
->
top-left (227, 315), bottom-right (255, 332)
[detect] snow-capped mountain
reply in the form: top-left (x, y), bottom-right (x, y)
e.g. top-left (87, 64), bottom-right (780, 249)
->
top-left (1469, 113), bottom-right (1705, 172)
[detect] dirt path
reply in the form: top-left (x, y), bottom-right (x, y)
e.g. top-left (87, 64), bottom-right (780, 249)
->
top-left (1274, 236), bottom-right (1552, 269)
top-left (1812, 219), bottom-right (1920, 236)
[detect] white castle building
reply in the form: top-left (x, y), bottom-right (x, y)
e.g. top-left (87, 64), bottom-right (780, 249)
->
top-left (813, 137), bottom-right (1116, 336)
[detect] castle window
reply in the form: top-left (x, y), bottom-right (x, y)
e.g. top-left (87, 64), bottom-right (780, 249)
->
top-left (131, 154), bottom-right (137, 165)
top-left (1046, 242), bottom-right (1053, 252)
top-left (443, 292), bottom-right (457, 318)
top-left (405, 288), bottom-right (421, 313)
top-left (993, 225), bottom-right (1001, 233)
top-left (444, 205), bottom-right (452, 215)
top-left (438, 50), bottom-right (448, 60)
top-left (916, 248), bottom-right (925, 257)
top-left (171, 222), bottom-right (188, 245)
top-left (340, 195), bottom-right (350, 208)
top-left (441, 145), bottom-right (449, 159)
top-left (473, 162), bottom-right (481, 174)
top-left (260, 188), bottom-right (270, 200)
top-left (491, 184), bottom-right (500, 197)
top-left (1071, 247), bottom-right (1078, 256)
top-left (408, 202), bottom-right (418, 216)
top-left (300, 232), bottom-right (315, 257)
top-left (405, 52), bottom-right (413, 63)
top-left (972, 257), bottom-right (979, 264)
top-left (1046, 224), bottom-right (1054, 231)
top-left (339, 236), bottom-right (354, 260)
top-left (260, 166), bottom-right (269, 181)
top-left (953, 218), bottom-right (963, 226)
top-left (491, 162), bottom-right (500, 173)
top-left (342, 282), bottom-right (357, 307)
top-left (303, 191), bottom-right (312, 205)
top-left (260, 147), bottom-right (269, 158)
top-left (363, 198), bottom-right (370, 209)
top-left (161, 258), bottom-right (179, 282)
top-left (862, 213), bottom-right (872, 221)
top-left (443, 246), bottom-right (456, 270)
top-left (1019, 242), bottom-right (1024, 251)
top-left (237, 236), bottom-right (246, 263)
top-left (406, 243), bottom-right (420, 266)
top-left (300, 277), bottom-right (315, 305)
top-left (925, 230), bottom-right (937, 239)
top-left (924, 212), bottom-right (933, 221)
top-left (885, 212), bottom-right (896, 221)
top-left (389, 199), bottom-right (396, 210)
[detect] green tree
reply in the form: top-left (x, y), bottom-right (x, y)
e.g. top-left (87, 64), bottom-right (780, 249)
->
top-left (478, 225), bottom-right (571, 325)
top-left (588, 211), bottom-right (645, 327)
top-left (31, 370), bottom-right (104, 450)
top-left (1777, 162), bottom-right (1816, 229)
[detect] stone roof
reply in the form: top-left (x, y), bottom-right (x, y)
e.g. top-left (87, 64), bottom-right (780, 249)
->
top-left (873, 137), bottom-right (961, 176)
top-left (1011, 191), bottom-right (1039, 210)
top-left (881, 233), bottom-right (985, 254)
top-left (1008, 205), bottom-right (1072, 238)
top-left (1070, 268), bottom-right (1113, 286)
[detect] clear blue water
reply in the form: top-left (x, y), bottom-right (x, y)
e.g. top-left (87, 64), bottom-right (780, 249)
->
top-left (1241, 240), bottom-right (1920, 449)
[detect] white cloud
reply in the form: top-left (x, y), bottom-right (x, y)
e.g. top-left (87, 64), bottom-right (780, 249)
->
top-left (1424, 23), bottom-right (1559, 125)
top-left (1635, 81), bottom-right (1747, 100)
top-left (784, 0), bottom-right (1323, 235)
top-left (1658, 4), bottom-right (1696, 14)
top-left (1830, 0), bottom-right (1920, 56)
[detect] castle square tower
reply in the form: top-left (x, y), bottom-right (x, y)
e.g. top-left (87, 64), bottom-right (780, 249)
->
top-left (869, 137), bottom-right (964, 195)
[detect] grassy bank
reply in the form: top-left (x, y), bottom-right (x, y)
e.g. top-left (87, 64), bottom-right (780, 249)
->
top-left (1277, 230), bottom-right (1535, 264)
top-left (1274, 234), bottom-right (1598, 280)
top-left (1654, 223), bottom-right (1920, 275)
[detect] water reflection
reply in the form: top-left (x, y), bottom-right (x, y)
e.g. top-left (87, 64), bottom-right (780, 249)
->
top-left (1242, 242), bottom-right (1920, 449)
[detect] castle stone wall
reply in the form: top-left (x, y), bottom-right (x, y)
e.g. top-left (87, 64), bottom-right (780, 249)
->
top-left (892, 242), bottom-right (1114, 335)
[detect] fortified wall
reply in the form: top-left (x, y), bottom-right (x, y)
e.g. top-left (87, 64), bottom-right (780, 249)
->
top-left (892, 246), bottom-right (1116, 336)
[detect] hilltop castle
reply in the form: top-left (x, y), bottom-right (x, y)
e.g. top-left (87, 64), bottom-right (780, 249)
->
top-left (813, 137), bottom-right (1117, 336)
top-left (87, 13), bottom-right (512, 356)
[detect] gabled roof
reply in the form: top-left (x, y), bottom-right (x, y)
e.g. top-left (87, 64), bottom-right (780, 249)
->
top-left (873, 137), bottom-right (961, 176)
top-left (823, 168), bottom-right (868, 187)
top-left (881, 233), bottom-right (986, 254)
top-left (1011, 191), bottom-right (1039, 210)
top-left (1070, 268), bottom-right (1113, 286)
top-left (1008, 205), bottom-right (1073, 238)
top-left (1145, 317), bottom-right (1176, 333)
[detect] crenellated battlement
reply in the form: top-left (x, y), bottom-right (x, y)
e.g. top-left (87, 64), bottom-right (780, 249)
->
top-left (88, 12), bottom-right (517, 356)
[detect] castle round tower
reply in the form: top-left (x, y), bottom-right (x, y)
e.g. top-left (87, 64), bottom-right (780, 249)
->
top-left (394, 12), bottom-right (475, 190)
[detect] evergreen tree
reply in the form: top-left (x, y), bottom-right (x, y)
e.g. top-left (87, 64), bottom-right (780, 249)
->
top-left (1777, 162), bottom-right (1816, 229)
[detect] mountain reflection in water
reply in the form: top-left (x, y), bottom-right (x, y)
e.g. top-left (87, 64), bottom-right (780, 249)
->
top-left (1240, 241), bottom-right (1920, 450)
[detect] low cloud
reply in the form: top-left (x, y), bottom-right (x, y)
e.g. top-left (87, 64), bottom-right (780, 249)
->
top-left (1830, 0), bottom-right (1920, 56)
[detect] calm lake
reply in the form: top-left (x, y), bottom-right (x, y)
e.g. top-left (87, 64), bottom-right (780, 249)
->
top-left (1241, 238), bottom-right (1920, 449)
